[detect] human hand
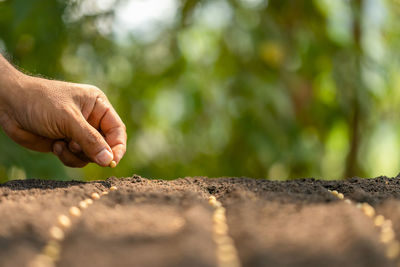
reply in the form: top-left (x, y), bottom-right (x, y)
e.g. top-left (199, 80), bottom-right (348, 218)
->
top-left (0, 70), bottom-right (126, 168)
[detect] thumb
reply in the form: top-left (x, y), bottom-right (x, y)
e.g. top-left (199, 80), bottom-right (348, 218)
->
top-left (67, 115), bottom-right (113, 166)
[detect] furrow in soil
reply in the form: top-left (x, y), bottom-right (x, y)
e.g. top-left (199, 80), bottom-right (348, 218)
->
top-left (57, 177), bottom-right (217, 267)
top-left (213, 178), bottom-right (393, 267)
top-left (0, 179), bottom-right (110, 267)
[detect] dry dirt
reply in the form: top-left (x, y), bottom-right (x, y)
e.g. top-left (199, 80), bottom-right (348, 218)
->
top-left (1, 175), bottom-right (400, 267)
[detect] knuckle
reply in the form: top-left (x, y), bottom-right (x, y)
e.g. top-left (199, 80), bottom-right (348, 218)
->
top-left (116, 134), bottom-right (127, 145)
top-left (87, 130), bottom-right (102, 144)
top-left (89, 85), bottom-right (101, 92)
top-left (87, 85), bottom-right (106, 97)
top-left (87, 87), bottom-right (108, 109)
top-left (79, 84), bottom-right (106, 101)
top-left (83, 132), bottom-right (105, 156)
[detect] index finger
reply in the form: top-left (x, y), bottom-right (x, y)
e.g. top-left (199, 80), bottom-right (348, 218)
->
top-left (91, 97), bottom-right (127, 164)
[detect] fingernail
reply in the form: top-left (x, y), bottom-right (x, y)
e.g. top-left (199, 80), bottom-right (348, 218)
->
top-left (70, 142), bottom-right (81, 153)
top-left (114, 150), bottom-right (124, 163)
top-left (95, 149), bottom-right (113, 166)
top-left (53, 143), bottom-right (62, 156)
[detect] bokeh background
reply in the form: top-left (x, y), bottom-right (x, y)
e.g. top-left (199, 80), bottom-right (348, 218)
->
top-left (0, 0), bottom-right (400, 181)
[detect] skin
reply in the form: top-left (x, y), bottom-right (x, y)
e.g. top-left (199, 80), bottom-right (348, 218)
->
top-left (0, 54), bottom-right (127, 167)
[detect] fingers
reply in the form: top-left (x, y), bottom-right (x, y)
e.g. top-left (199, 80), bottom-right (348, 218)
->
top-left (87, 97), bottom-right (127, 164)
top-left (68, 140), bottom-right (82, 153)
top-left (0, 114), bottom-right (53, 152)
top-left (0, 114), bottom-right (92, 168)
top-left (14, 130), bottom-right (53, 152)
top-left (52, 141), bottom-right (89, 168)
top-left (67, 112), bottom-right (114, 166)
top-left (104, 128), bottom-right (126, 164)
top-left (67, 141), bottom-right (91, 162)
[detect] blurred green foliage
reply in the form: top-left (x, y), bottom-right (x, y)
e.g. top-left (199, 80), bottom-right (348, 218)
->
top-left (0, 0), bottom-right (400, 181)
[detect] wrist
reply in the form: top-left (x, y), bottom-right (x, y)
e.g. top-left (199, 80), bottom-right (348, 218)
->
top-left (0, 61), bottom-right (28, 116)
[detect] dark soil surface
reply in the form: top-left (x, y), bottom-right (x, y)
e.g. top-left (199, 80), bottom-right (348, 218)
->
top-left (1, 175), bottom-right (400, 267)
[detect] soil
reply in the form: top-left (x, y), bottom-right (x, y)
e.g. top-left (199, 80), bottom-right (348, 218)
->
top-left (1, 175), bottom-right (400, 267)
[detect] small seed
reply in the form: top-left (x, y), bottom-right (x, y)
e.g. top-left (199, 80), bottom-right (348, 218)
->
top-left (217, 243), bottom-right (237, 254)
top-left (386, 241), bottom-right (400, 259)
top-left (209, 196), bottom-right (217, 204)
top-left (215, 209), bottom-right (225, 215)
top-left (29, 254), bottom-right (54, 267)
top-left (382, 220), bottom-right (393, 230)
top-left (216, 206), bottom-right (226, 213)
top-left (79, 201), bottom-right (88, 209)
top-left (337, 193), bottom-right (344, 200)
top-left (211, 201), bottom-right (222, 208)
top-left (382, 225), bottom-right (394, 233)
top-left (85, 198), bottom-right (93, 205)
top-left (69, 206), bottom-right (81, 217)
top-left (109, 160), bottom-right (117, 168)
top-left (218, 252), bottom-right (240, 265)
top-left (57, 215), bottom-right (71, 228)
top-left (214, 235), bottom-right (233, 245)
top-left (215, 210), bottom-right (226, 219)
top-left (101, 191), bottom-right (109, 196)
top-left (381, 229), bottom-right (395, 243)
top-left (49, 226), bottom-right (64, 240)
top-left (361, 203), bottom-right (375, 218)
top-left (374, 215), bottom-right (385, 227)
top-left (110, 186), bottom-right (117, 191)
top-left (43, 241), bottom-right (60, 259)
top-left (91, 193), bottom-right (100, 200)
top-left (214, 223), bottom-right (228, 235)
top-left (344, 199), bottom-right (352, 204)
top-left (331, 190), bottom-right (339, 196)
top-left (213, 213), bottom-right (226, 223)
